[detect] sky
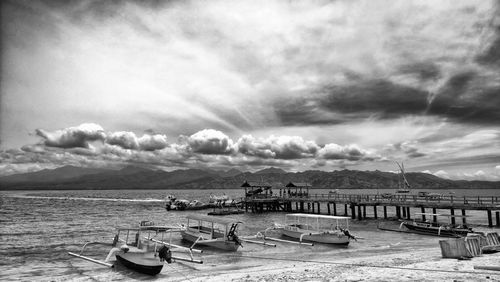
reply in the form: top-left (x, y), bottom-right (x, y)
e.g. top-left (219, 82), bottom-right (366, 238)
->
top-left (1, 0), bottom-right (500, 180)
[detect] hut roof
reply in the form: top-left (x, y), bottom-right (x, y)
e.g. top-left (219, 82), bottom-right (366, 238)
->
top-left (285, 182), bottom-right (311, 188)
top-left (241, 181), bottom-right (272, 188)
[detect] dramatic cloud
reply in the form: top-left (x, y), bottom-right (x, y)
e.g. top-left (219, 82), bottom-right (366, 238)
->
top-left (35, 123), bottom-right (105, 148)
top-left (106, 131), bottom-right (140, 150)
top-left (2, 1), bottom-right (500, 180)
top-left (318, 143), bottom-right (372, 161)
top-left (186, 129), bottom-right (234, 155)
top-left (106, 131), bottom-right (168, 151)
top-left (236, 135), bottom-right (319, 159)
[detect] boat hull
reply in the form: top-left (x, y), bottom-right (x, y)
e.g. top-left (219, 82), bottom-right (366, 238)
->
top-left (180, 230), bottom-right (240, 251)
top-left (403, 222), bottom-right (470, 237)
top-left (116, 252), bottom-right (164, 275)
top-left (282, 228), bottom-right (349, 245)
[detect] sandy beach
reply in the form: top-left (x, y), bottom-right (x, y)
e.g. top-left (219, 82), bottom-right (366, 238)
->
top-left (162, 247), bottom-right (500, 282)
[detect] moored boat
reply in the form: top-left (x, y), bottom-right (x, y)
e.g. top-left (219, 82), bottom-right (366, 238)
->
top-left (401, 213), bottom-right (473, 237)
top-left (278, 214), bottom-right (356, 245)
top-left (180, 214), bottom-right (242, 251)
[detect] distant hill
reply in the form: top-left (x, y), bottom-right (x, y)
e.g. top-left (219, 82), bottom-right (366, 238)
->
top-left (0, 166), bottom-right (499, 190)
top-left (255, 167), bottom-right (287, 174)
top-left (0, 165), bottom-right (112, 183)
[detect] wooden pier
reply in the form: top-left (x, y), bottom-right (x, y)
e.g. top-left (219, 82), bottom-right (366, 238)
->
top-left (243, 192), bottom-right (500, 227)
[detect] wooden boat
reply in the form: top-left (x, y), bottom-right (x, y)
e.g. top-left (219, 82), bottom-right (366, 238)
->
top-left (69, 221), bottom-right (202, 275)
top-left (181, 214), bottom-right (242, 251)
top-left (279, 214), bottom-right (356, 245)
top-left (401, 213), bottom-right (473, 237)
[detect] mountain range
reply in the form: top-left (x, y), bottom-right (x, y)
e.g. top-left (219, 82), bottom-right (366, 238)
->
top-left (0, 165), bottom-right (498, 190)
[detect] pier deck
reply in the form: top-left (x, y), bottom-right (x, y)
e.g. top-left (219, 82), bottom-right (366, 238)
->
top-left (243, 193), bottom-right (500, 227)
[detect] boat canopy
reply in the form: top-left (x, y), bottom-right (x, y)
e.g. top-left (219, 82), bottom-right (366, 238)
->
top-left (286, 214), bottom-right (350, 220)
top-left (186, 214), bottom-right (242, 226)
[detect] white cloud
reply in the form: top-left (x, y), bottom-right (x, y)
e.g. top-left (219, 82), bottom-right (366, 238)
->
top-left (236, 135), bottom-right (319, 159)
top-left (433, 170), bottom-right (450, 179)
top-left (35, 123), bottom-right (105, 148)
top-left (187, 129), bottom-right (234, 155)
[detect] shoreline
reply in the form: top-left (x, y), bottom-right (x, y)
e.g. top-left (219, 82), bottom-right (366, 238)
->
top-left (164, 248), bottom-right (500, 281)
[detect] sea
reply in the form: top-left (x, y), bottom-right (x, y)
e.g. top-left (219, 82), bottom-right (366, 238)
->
top-left (1, 188), bottom-right (499, 281)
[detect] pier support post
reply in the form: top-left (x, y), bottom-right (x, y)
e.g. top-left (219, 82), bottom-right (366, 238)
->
top-left (300, 202), bottom-right (304, 212)
top-left (317, 202), bottom-right (321, 214)
top-left (333, 203), bottom-right (337, 216)
top-left (357, 205), bottom-right (362, 220)
top-left (345, 204), bottom-right (348, 216)
top-left (373, 206), bottom-right (378, 219)
top-left (488, 210), bottom-right (493, 227)
top-left (312, 202), bottom-right (315, 213)
top-left (450, 209), bottom-right (455, 225)
top-left (383, 206), bottom-right (387, 219)
top-left (362, 205), bottom-right (366, 219)
top-left (461, 209), bottom-right (467, 225)
top-left (396, 206), bottom-right (401, 219)
top-left (295, 202), bottom-right (298, 211)
top-left (421, 207), bottom-right (426, 221)
top-left (402, 206), bottom-right (406, 218)
top-left (432, 208), bottom-right (437, 222)
top-left (496, 212), bottom-right (500, 227)
top-left (406, 207), bottom-right (411, 219)
top-left (327, 203), bottom-right (331, 215)
top-left (350, 204), bottom-right (356, 219)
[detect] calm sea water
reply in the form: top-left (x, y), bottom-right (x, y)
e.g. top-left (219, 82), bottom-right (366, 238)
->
top-left (1, 188), bottom-right (499, 281)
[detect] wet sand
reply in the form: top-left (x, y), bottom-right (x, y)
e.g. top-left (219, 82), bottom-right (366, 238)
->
top-left (163, 247), bottom-right (500, 281)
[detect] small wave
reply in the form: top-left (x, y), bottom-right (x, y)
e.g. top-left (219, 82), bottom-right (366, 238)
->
top-left (10, 195), bottom-right (165, 203)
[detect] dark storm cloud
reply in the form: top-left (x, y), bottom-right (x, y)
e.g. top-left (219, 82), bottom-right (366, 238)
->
top-left (428, 72), bottom-right (500, 123)
top-left (276, 79), bottom-right (429, 125)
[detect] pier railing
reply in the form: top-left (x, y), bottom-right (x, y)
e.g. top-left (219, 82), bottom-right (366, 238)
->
top-left (247, 193), bottom-right (500, 206)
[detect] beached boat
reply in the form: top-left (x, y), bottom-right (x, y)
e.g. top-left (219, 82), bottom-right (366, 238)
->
top-left (279, 214), bottom-right (356, 245)
top-left (401, 213), bottom-right (473, 237)
top-left (69, 221), bottom-right (202, 275)
top-left (180, 214), bottom-right (242, 251)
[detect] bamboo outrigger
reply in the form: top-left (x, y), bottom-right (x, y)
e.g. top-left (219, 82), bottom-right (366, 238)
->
top-left (68, 221), bottom-right (202, 276)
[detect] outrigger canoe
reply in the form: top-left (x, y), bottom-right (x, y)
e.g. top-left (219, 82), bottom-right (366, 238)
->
top-left (279, 214), bottom-right (356, 245)
top-left (69, 221), bottom-right (202, 276)
top-left (180, 214), bottom-right (243, 251)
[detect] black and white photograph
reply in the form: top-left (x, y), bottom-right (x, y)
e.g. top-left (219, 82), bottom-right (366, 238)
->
top-left (1, 0), bottom-right (500, 281)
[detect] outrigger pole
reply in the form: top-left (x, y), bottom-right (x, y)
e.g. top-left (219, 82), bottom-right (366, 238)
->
top-left (144, 237), bottom-right (203, 254)
top-left (68, 252), bottom-right (113, 268)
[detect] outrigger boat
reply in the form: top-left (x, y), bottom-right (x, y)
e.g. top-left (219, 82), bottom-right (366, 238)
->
top-left (277, 214), bottom-right (357, 245)
top-left (180, 214), bottom-right (242, 251)
top-left (68, 221), bottom-right (202, 276)
top-left (401, 213), bottom-right (473, 237)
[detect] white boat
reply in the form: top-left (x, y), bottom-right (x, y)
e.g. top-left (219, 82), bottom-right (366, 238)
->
top-left (181, 214), bottom-right (242, 251)
top-left (280, 214), bottom-right (355, 245)
top-left (68, 221), bottom-right (202, 276)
